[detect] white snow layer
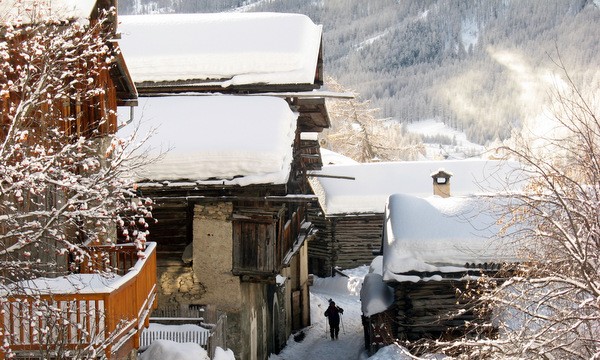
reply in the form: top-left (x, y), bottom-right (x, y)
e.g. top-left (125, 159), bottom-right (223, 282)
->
top-left (122, 96), bottom-right (297, 186)
top-left (4, 273), bottom-right (122, 295)
top-left (382, 194), bottom-right (519, 281)
top-left (360, 273), bottom-right (394, 317)
top-left (309, 159), bottom-right (525, 215)
top-left (2, 243), bottom-right (156, 295)
top-left (138, 340), bottom-right (209, 360)
top-left (118, 12), bottom-right (323, 86)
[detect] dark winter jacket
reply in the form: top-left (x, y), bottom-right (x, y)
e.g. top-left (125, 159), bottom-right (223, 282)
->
top-left (324, 303), bottom-right (343, 325)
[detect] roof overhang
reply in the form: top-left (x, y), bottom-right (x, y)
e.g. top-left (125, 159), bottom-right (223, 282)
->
top-left (132, 36), bottom-right (324, 96)
top-left (118, 13), bottom-right (324, 94)
top-left (291, 97), bottom-right (330, 132)
top-left (110, 44), bottom-right (138, 106)
top-left (134, 81), bottom-right (320, 95)
top-left (261, 91), bottom-right (353, 132)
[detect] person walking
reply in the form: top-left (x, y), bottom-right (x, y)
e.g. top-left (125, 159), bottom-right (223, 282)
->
top-left (324, 299), bottom-right (344, 340)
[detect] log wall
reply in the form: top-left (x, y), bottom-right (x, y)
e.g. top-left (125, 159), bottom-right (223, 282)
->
top-left (143, 197), bottom-right (191, 264)
top-left (392, 279), bottom-right (476, 342)
top-left (307, 210), bottom-right (383, 277)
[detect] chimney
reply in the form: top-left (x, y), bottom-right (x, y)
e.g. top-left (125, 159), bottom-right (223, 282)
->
top-left (431, 169), bottom-right (452, 198)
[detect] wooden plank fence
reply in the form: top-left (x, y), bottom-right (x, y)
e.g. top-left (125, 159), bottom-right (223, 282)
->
top-left (140, 307), bottom-right (227, 359)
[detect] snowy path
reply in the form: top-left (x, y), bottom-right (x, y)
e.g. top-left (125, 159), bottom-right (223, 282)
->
top-left (139, 266), bottom-right (411, 360)
top-left (270, 267), bottom-right (369, 360)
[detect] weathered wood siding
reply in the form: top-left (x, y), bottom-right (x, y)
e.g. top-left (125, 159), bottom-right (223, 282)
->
top-left (307, 210), bottom-right (383, 277)
top-left (233, 217), bottom-right (277, 275)
top-left (392, 280), bottom-right (477, 342)
top-left (144, 197), bottom-right (191, 263)
top-left (232, 206), bottom-right (305, 278)
top-left (0, 59), bottom-right (120, 142)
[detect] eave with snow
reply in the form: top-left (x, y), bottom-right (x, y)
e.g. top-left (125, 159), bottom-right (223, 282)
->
top-left (118, 12), bottom-right (324, 94)
top-left (381, 194), bottom-right (520, 282)
top-left (129, 95), bottom-right (298, 188)
top-left (309, 159), bottom-right (525, 217)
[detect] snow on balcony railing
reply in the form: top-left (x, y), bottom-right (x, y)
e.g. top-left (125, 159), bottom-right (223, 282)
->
top-left (0, 242), bottom-right (157, 359)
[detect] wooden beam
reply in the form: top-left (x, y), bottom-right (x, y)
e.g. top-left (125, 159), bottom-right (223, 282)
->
top-left (308, 173), bottom-right (356, 180)
top-left (147, 195), bottom-right (319, 203)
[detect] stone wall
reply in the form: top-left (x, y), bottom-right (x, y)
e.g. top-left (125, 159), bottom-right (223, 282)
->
top-left (156, 265), bottom-right (205, 308)
top-left (193, 202), bottom-right (241, 312)
top-left (193, 202), bottom-right (246, 358)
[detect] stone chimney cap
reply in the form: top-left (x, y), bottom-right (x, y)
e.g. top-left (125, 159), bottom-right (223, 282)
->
top-left (430, 168), bottom-right (453, 178)
top-left (432, 168), bottom-right (452, 197)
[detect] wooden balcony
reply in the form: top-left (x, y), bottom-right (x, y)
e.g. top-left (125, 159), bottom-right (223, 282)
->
top-left (0, 242), bottom-right (157, 359)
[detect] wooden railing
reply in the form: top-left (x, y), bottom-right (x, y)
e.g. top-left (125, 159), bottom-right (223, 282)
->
top-left (0, 242), bottom-right (157, 359)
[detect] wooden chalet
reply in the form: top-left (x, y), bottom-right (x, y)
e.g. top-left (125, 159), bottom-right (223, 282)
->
top-left (117, 13), bottom-right (330, 360)
top-left (0, 1), bottom-right (157, 359)
top-left (307, 159), bottom-right (524, 277)
top-left (361, 193), bottom-right (520, 356)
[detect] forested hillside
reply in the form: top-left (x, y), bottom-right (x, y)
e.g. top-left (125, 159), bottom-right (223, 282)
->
top-left (119, 0), bottom-right (600, 147)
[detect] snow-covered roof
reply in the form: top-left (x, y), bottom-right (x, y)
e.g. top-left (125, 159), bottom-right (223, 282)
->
top-left (118, 13), bottom-right (323, 87)
top-left (0, 0), bottom-right (97, 23)
top-left (122, 95), bottom-right (297, 186)
top-left (309, 159), bottom-right (525, 216)
top-left (382, 194), bottom-right (519, 282)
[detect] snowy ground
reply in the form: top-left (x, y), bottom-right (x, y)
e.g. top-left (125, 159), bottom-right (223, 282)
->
top-left (270, 267), bottom-right (419, 360)
top-left (270, 266), bottom-right (369, 360)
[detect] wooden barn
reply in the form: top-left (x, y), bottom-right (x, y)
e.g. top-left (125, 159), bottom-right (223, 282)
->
top-left (307, 159), bottom-right (523, 277)
top-left (117, 13), bottom-right (330, 360)
top-left (360, 191), bottom-right (521, 356)
top-left (0, 1), bottom-right (159, 359)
